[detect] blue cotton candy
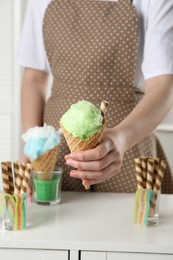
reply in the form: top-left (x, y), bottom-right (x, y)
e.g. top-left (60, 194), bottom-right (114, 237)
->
top-left (24, 132), bottom-right (60, 161)
top-left (41, 132), bottom-right (59, 155)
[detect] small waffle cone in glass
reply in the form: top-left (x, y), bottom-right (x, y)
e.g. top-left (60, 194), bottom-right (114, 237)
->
top-left (31, 145), bottom-right (59, 180)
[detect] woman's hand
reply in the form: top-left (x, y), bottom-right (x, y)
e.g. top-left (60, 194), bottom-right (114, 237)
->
top-left (19, 152), bottom-right (30, 164)
top-left (64, 128), bottom-right (126, 187)
top-left (19, 153), bottom-right (32, 201)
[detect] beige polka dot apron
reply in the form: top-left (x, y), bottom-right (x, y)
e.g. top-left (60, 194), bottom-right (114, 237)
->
top-left (43, 0), bottom-right (173, 193)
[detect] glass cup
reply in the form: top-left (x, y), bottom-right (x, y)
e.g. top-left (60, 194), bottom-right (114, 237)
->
top-left (2, 193), bottom-right (27, 231)
top-left (147, 191), bottom-right (160, 225)
top-left (32, 168), bottom-right (62, 206)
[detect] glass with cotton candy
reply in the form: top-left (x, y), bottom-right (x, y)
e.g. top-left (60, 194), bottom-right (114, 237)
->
top-left (22, 125), bottom-right (62, 205)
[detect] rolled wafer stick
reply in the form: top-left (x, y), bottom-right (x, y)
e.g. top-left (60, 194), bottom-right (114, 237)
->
top-left (13, 161), bottom-right (19, 181)
top-left (14, 163), bottom-right (25, 195)
top-left (1, 162), bottom-right (10, 194)
top-left (153, 158), bottom-right (160, 185)
top-left (134, 158), bottom-right (143, 189)
top-left (150, 159), bottom-right (167, 217)
top-left (83, 100), bottom-right (109, 190)
top-left (100, 100), bottom-right (109, 115)
top-left (20, 163), bottom-right (32, 194)
top-left (146, 158), bottom-right (155, 216)
top-left (141, 157), bottom-right (147, 188)
top-left (146, 159), bottom-right (154, 190)
top-left (153, 160), bottom-right (167, 192)
top-left (6, 161), bottom-right (14, 194)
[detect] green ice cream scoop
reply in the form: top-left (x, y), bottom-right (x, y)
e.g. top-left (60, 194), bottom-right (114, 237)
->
top-left (60, 100), bottom-right (103, 140)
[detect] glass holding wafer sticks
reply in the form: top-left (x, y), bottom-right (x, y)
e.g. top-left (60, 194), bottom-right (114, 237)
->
top-left (134, 157), bottom-right (167, 226)
top-left (0, 161), bottom-right (32, 230)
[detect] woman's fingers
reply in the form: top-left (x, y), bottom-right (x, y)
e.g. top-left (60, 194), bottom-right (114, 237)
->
top-left (66, 149), bottom-right (120, 171)
top-left (64, 128), bottom-right (125, 186)
top-left (27, 185), bottom-right (32, 202)
top-left (70, 161), bottom-right (120, 181)
top-left (65, 138), bottom-right (114, 162)
top-left (82, 170), bottom-right (119, 187)
top-left (19, 153), bottom-right (30, 164)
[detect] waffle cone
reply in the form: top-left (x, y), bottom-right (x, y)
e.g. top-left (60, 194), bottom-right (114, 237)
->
top-left (31, 145), bottom-right (59, 180)
top-left (61, 117), bottom-right (106, 152)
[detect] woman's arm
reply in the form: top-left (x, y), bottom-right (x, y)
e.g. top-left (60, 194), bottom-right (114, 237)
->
top-left (21, 68), bottom-right (49, 132)
top-left (115, 75), bottom-right (173, 151)
top-left (65, 75), bottom-right (173, 187)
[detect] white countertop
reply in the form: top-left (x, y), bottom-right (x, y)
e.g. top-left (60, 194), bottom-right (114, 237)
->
top-left (0, 192), bottom-right (173, 254)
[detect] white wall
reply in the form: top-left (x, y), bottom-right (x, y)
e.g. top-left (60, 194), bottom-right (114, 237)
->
top-left (0, 0), bottom-right (23, 162)
top-left (0, 0), bottom-right (24, 192)
top-left (157, 107), bottom-right (173, 172)
top-left (156, 128), bottom-right (173, 171)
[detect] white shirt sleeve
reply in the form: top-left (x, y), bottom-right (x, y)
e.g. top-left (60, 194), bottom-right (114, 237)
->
top-left (16, 0), bottom-right (51, 73)
top-left (142, 0), bottom-right (173, 80)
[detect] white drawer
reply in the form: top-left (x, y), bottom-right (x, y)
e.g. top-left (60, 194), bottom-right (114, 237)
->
top-left (81, 251), bottom-right (106, 260)
top-left (0, 249), bottom-right (68, 260)
top-left (107, 252), bottom-right (173, 260)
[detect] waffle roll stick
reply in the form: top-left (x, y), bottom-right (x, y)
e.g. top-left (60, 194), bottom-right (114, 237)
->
top-left (100, 100), bottom-right (109, 115)
top-left (153, 158), bottom-right (159, 183)
top-left (141, 157), bottom-right (147, 188)
top-left (134, 158), bottom-right (143, 189)
top-left (150, 160), bottom-right (167, 215)
top-left (6, 161), bottom-right (14, 194)
top-left (20, 163), bottom-right (32, 194)
top-left (13, 161), bottom-right (19, 181)
top-left (14, 163), bottom-right (25, 195)
top-left (1, 162), bottom-right (10, 194)
top-left (146, 159), bottom-right (155, 216)
top-left (153, 160), bottom-right (167, 192)
top-left (146, 159), bottom-right (154, 190)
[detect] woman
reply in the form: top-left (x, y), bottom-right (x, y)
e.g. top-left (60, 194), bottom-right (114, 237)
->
top-left (17, 0), bottom-right (173, 194)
